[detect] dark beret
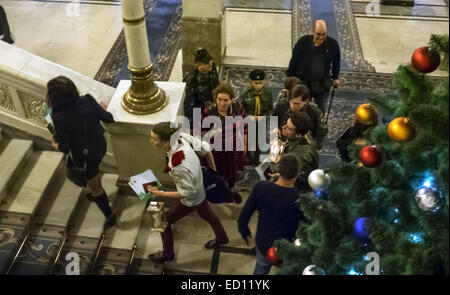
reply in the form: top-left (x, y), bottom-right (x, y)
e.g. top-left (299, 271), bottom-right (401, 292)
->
top-left (249, 69), bottom-right (265, 80)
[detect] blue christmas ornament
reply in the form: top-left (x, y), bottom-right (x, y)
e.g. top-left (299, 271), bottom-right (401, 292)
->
top-left (353, 217), bottom-right (371, 243)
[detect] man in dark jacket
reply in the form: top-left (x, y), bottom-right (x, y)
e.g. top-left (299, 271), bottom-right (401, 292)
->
top-left (238, 153), bottom-right (306, 275)
top-left (286, 20), bottom-right (340, 113)
top-left (272, 84), bottom-right (328, 150)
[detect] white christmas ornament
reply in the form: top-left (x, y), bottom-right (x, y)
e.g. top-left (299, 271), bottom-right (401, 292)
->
top-left (303, 265), bottom-right (326, 275)
top-left (415, 187), bottom-right (443, 213)
top-left (308, 169), bottom-right (331, 191)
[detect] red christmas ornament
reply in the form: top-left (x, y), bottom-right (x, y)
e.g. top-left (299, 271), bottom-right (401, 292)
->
top-left (266, 246), bottom-right (282, 266)
top-left (411, 47), bottom-right (441, 74)
top-left (359, 145), bottom-right (383, 168)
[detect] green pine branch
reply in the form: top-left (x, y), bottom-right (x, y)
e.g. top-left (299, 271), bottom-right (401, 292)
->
top-left (429, 34), bottom-right (449, 72)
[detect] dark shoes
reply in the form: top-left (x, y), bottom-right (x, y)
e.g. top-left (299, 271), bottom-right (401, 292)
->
top-left (204, 239), bottom-right (229, 249)
top-left (148, 251), bottom-right (174, 264)
top-left (104, 214), bottom-right (117, 230)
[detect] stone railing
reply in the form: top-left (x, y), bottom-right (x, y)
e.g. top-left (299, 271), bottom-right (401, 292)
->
top-left (0, 41), bottom-right (117, 167)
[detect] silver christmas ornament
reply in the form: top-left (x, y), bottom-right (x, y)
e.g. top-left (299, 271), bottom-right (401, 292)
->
top-left (308, 169), bottom-right (331, 191)
top-left (415, 187), bottom-right (444, 213)
top-left (302, 265), bottom-right (326, 275)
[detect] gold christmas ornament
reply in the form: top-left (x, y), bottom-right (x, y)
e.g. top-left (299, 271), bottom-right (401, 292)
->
top-left (388, 117), bottom-right (416, 143)
top-left (356, 104), bottom-right (377, 125)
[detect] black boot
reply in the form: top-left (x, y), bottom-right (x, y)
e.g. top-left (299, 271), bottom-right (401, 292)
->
top-left (104, 214), bottom-right (117, 230)
top-left (92, 191), bottom-right (116, 229)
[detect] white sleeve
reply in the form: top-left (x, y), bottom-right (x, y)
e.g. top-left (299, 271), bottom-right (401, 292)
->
top-left (171, 166), bottom-right (198, 199)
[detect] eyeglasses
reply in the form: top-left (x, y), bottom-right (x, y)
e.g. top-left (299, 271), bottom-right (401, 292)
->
top-left (314, 32), bottom-right (326, 37)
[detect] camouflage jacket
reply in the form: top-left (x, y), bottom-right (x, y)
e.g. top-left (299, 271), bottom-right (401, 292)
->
top-left (241, 87), bottom-right (273, 117)
top-left (284, 137), bottom-right (319, 190)
top-left (183, 64), bottom-right (219, 112)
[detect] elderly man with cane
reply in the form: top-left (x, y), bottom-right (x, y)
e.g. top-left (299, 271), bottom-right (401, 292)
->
top-left (286, 19), bottom-right (341, 114)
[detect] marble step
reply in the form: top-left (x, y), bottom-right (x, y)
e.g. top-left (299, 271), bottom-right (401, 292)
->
top-left (66, 174), bottom-right (119, 239)
top-left (34, 178), bottom-right (84, 227)
top-left (50, 174), bottom-right (119, 275)
top-left (0, 151), bottom-right (64, 215)
top-left (130, 207), bottom-right (164, 274)
top-left (0, 151), bottom-right (64, 274)
top-left (0, 139), bottom-right (34, 202)
top-left (7, 177), bottom-right (84, 275)
top-left (92, 195), bottom-right (147, 275)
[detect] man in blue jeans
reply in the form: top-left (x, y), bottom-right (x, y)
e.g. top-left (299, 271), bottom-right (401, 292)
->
top-left (238, 153), bottom-right (306, 275)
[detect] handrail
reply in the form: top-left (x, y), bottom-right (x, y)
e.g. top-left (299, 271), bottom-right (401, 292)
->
top-left (89, 233), bottom-right (105, 275)
top-left (5, 232), bottom-right (30, 275)
top-left (48, 235), bottom-right (68, 275)
top-left (0, 42), bottom-right (118, 167)
top-left (126, 244), bottom-right (137, 274)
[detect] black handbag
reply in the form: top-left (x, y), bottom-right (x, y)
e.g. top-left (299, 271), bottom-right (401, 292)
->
top-left (65, 118), bottom-right (88, 187)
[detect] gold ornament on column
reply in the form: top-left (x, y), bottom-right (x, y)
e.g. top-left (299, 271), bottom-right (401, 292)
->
top-left (388, 117), bottom-right (416, 143)
top-left (356, 103), bottom-right (378, 125)
top-left (122, 65), bottom-right (168, 115)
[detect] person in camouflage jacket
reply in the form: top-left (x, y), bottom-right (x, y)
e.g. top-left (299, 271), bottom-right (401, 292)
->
top-left (277, 111), bottom-right (319, 192)
top-left (183, 48), bottom-right (219, 125)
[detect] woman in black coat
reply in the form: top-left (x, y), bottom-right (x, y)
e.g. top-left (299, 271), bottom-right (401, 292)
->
top-left (47, 76), bottom-right (116, 229)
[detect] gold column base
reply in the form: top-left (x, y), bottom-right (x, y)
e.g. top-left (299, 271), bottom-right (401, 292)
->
top-left (122, 64), bottom-right (168, 115)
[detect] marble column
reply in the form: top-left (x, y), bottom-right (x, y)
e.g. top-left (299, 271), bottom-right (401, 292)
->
top-left (120, 0), bottom-right (167, 115)
top-left (181, 0), bottom-right (225, 75)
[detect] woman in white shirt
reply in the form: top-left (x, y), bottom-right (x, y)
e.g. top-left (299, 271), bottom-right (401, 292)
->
top-left (148, 122), bottom-right (229, 264)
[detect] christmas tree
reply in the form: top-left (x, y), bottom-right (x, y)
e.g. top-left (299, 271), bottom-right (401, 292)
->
top-left (274, 34), bottom-right (449, 275)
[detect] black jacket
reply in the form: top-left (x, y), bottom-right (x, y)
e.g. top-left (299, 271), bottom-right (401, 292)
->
top-left (286, 35), bottom-right (341, 82)
top-left (52, 94), bottom-right (115, 164)
top-left (238, 181), bottom-right (305, 255)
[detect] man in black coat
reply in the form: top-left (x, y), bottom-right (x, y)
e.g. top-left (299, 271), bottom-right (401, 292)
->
top-left (0, 5), bottom-right (14, 44)
top-left (286, 20), bottom-right (340, 113)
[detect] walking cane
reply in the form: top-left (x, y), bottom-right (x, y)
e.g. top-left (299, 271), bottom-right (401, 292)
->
top-left (325, 86), bottom-right (337, 124)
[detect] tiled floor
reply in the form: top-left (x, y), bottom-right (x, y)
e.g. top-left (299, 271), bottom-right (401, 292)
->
top-left (223, 11), bottom-right (292, 68)
top-left (1, 0), bottom-right (123, 78)
top-left (354, 17), bottom-right (449, 75)
top-left (224, 0), bottom-right (292, 11)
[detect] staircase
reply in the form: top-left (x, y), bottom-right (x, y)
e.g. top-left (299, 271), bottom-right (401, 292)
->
top-left (0, 128), bottom-right (122, 274)
top-left (0, 127), bottom-right (257, 275)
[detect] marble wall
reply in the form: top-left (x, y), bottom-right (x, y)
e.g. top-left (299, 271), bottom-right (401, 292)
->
top-left (181, 16), bottom-right (224, 75)
top-left (181, 0), bottom-right (225, 75)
